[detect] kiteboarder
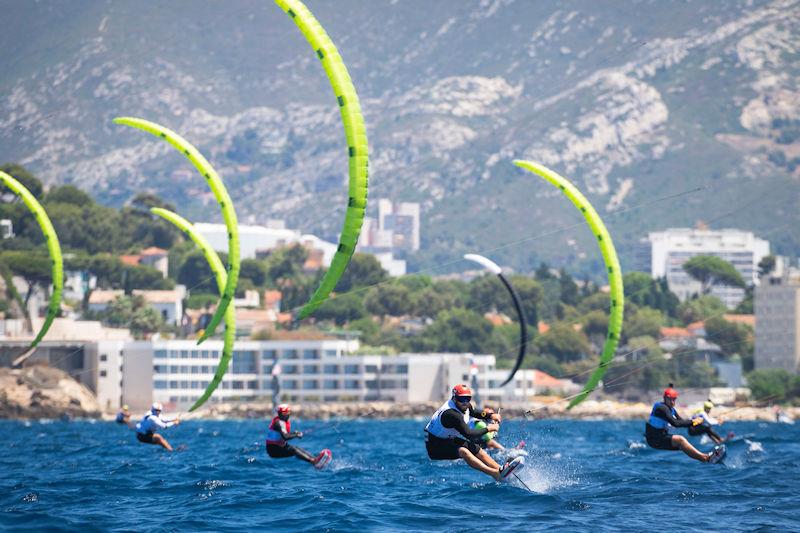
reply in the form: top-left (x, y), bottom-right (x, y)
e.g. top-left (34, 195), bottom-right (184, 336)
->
top-left (115, 404), bottom-right (134, 429)
top-left (135, 402), bottom-right (180, 451)
top-left (266, 404), bottom-right (330, 466)
top-left (425, 384), bottom-right (523, 481)
top-left (645, 386), bottom-right (722, 462)
top-left (689, 400), bottom-right (731, 444)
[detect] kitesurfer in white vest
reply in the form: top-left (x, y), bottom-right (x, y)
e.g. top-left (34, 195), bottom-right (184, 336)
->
top-left (425, 384), bottom-right (523, 480)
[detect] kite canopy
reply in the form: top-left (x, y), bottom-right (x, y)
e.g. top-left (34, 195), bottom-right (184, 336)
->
top-left (150, 208), bottom-right (236, 412)
top-left (0, 170), bottom-right (63, 366)
top-left (514, 160), bottom-right (624, 409)
top-left (464, 253), bottom-right (527, 388)
top-left (276, 0), bottom-right (369, 320)
top-left (113, 117), bottom-right (240, 344)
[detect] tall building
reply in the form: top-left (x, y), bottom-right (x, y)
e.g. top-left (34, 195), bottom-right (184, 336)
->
top-left (359, 199), bottom-right (420, 253)
top-left (648, 228), bottom-right (770, 308)
top-left (755, 264), bottom-right (800, 373)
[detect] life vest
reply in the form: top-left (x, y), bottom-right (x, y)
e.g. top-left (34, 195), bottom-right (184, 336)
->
top-left (266, 416), bottom-right (291, 446)
top-left (647, 402), bottom-right (676, 431)
top-left (425, 399), bottom-right (470, 440)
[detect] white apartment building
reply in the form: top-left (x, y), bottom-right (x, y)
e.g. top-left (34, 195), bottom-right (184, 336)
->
top-left (360, 199), bottom-right (421, 253)
top-left (195, 222), bottom-right (337, 265)
top-left (755, 268), bottom-right (800, 373)
top-left (649, 228), bottom-right (769, 308)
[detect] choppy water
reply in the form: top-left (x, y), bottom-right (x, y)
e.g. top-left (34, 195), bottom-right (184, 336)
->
top-left (1, 418), bottom-right (798, 531)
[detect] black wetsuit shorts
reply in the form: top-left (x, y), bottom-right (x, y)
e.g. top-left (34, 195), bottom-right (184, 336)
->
top-left (266, 443), bottom-right (295, 458)
top-left (136, 432), bottom-right (155, 444)
top-left (645, 425), bottom-right (678, 450)
top-left (425, 433), bottom-right (480, 460)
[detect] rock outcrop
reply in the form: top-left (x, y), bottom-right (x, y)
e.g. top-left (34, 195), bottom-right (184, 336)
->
top-left (0, 364), bottom-right (101, 419)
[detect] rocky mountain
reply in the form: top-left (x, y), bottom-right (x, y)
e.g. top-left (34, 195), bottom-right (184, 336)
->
top-left (1, 0), bottom-right (798, 277)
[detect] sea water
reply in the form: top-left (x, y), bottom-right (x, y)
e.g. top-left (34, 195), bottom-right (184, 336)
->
top-left (1, 418), bottom-right (798, 531)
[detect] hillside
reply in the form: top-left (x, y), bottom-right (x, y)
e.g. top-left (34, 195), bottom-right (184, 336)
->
top-left (1, 0), bottom-right (798, 278)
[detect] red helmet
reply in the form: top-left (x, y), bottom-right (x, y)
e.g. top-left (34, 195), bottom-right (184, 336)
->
top-left (277, 404), bottom-right (291, 416)
top-left (452, 384), bottom-right (472, 397)
top-left (663, 387), bottom-right (679, 399)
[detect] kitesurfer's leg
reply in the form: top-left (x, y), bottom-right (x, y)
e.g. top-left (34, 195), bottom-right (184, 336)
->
top-left (458, 447), bottom-right (501, 480)
top-left (486, 440), bottom-right (505, 450)
top-left (153, 433), bottom-right (173, 452)
top-left (475, 447), bottom-right (501, 470)
top-left (671, 435), bottom-right (709, 462)
top-left (285, 444), bottom-right (316, 464)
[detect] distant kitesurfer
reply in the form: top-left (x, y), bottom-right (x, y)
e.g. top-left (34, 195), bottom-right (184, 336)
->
top-left (115, 404), bottom-right (134, 429)
top-left (266, 404), bottom-right (329, 466)
top-left (689, 400), bottom-right (732, 444)
top-left (425, 384), bottom-right (523, 481)
top-left (645, 386), bottom-right (721, 463)
top-left (135, 402), bottom-right (180, 452)
top-left (470, 406), bottom-right (505, 451)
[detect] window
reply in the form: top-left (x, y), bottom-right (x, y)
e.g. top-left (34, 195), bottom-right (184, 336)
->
top-left (283, 365), bottom-right (298, 374)
top-left (262, 364), bottom-right (273, 375)
top-left (248, 380), bottom-right (258, 390)
top-left (283, 350), bottom-right (298, 360)
top-left (153, 365), bottom-right (165, 374)
top-left (303, 365), bottom-right (319, 374)
top-left (169, 380), bottom-right (178, 389)
top-left (180, 350), bottom-right (189, 359)
top-left (365, 365), bottom-right (378, 373)
top-left (99, 370), bottom-right (107, 377)
top-left (262, 350), bottom-right (277, 360)
top-left (324, 350), bottom-right (338, 357)
top-left (345, 380), bottom-right (359, 390)
top-left (396, 364), bottom-right (408, 374)
top-left (344, 364), bottom-right (359, 374)
top-left (323, 364), bottom-right (339, 374)
top-left (283, 380), bottom-right (297, 390)
top-left (324, 380), bottom-right (338, 390)
top-left (303, 380), bottom-right (319, 390)
top-left (100, 354), bottom-right (107, 362)
top-left (380, 380), bottom-right (396, 389)
top-left (191, 366), bottom-right (200, 374)
top-left (191, 380), bottom-right (200, 389)
top-left (169, 365), bottom-right (179, 373)
top-left (303, 349), bottom-right (319, 360)
top-left (154, 380), bottom-right (168, 389)
top-left (365, 380), bottom-right (378, 390)
top-left (181, 381), bottom-right (189, 389)
top-left (233, 381), bottom-right (245, 390)
top-left (154, 350), bottom-right (167, 359)
top-left (191, 351), bottom-right (200, 359)
top-left (232, 350), bottom-right (257, 374)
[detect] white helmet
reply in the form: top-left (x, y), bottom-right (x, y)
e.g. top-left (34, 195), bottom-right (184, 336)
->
top-left (151, 401), bottom-right (163, 413)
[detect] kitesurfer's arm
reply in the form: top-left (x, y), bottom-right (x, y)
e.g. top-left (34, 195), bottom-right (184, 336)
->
top-left (441, 409), bottom-right (498, 438)
top-left (469, 406), bottom-right (501, 423)
top-left (276, 420), bottom-right (302, 440)
top-left (655, 404), bottom-right (692, 428)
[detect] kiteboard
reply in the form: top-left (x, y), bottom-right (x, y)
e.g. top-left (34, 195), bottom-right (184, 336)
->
top-left (500, 456), bottom-right (525, 481)
top-left (707, 444), bottom-right (726, 465)
top-left (314, 449), bottom-right (332, 469)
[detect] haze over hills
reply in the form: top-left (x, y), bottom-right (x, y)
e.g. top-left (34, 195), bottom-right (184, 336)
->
top-left (1, 0), bottom-right (798, 278)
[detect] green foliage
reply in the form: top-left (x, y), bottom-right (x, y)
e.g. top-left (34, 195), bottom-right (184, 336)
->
top-left (558, 268), bottom-right (579, 306)
top-left (364, 283), bottom-right (412, 317)
top-left (412, 280), bottom-right (467, 318)
top-left (623, 272), bottom-right (679, 317)
top-left (96, 294), bottom-right (164, 338)
top-left (412, 308), bottom-right (492, 353)
top-left (677, 295), bottom-right (726, 324)
top-left (45, 185), bottom-right (93, 206)
top-left (240, 258), bottom-right (268, 287)
top-left (746, 368), bottom-right (800, 402)
top-left (265, 244), bottom-right (308, 282)
top-left (624, 307), bottom-right (663, 341)
top-left (704, 315), bottom-right (752, 358)
top-left (535, 323), bottom-right (590, 363)
top-left (178, 251), bottom-right (216, 293)
top-left (334, 253), bottom-right (388, 293)
top-left (682, 255), bottom-right (745, 294)
top-left (0, 163), bottom-right (43, 199)
top-left (313, 292), bottom-right (366, 326)
top-left (346, 317), bottom-right (381, 345)
top-left (186, 292), bottom-right (218, 310)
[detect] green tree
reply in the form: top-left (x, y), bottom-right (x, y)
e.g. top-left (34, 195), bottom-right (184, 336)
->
top-left (623, 272), bottom-right (679, 317)
top-left (746, 369), bottom-right (800, 402)
top-left (97, 294), bottom-right (164, 339)
top-left (364, 283), bottom-right (412, 317)
top-left (0, 163), bottom-right (43, 199)
top-left (313, 292), bottom-right (366, 326)
top-left (535, 323), bottom-right (591, 363)
top-left (45, 185), bottom-right (93, 206)
top-left (334, 253), bottom-right (388, 293)
top-left (412, 280), bottom-right (467, 318)
top-left (0, 251), bottom-right (52, 307)
top-left (414, 308), bottom-right (493, 354)
top-left (177, 251), bottom-right (216, 294)
top-left (346, 317), bottom-right (381, 345)
top-left (265, 244), bottom-right (308, 282)
top-left (757, 255), bottom-right (776, 278)
top-left (704, 315), bottom-right (752, 358)
top-left (558, 268), bottom-right (579, 306)
top-left (683, 255), bottom-right (745, 294)
top-left (677, 295), bottom-right (726, 324)
top-left (240, 258), bottom-right (268, 287)
top-left (624, 307), bottom-right (663, 340)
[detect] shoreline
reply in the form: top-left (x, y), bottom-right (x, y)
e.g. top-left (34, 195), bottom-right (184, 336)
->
top-left (99, 399), bottom-right (798, 423)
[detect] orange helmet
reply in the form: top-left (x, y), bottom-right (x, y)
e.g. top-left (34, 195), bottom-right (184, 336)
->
top-left (663, 386), bottom-right (679, 399)
top-left (452, 384), bottom-right (472, 397)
